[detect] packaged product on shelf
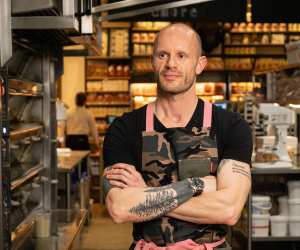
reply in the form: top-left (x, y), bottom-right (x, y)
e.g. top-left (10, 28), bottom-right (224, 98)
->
top-left (115, 65), bottom-right (123, 76)
top-left (123, 65), bottom-right (130, 76)
top-left (288, 216), bottom-right (300, 236)
top-left (133, 58), bottom-right (152, 72)
top-left (252, 214), bottom-right (270, 237)
top-left (206, 58), bottom-right (224, 71)
top-left (271, 34), bottom-right (285, 45)
top-left (87, 63), bottom-right (107, 78)
top-left (148, 33), bottom-right (156, 42)
top-left (146, 45), bottom-right (153, 55)
top-left (107, 65), bottom-right (115, 76)
top-left (110, 29), bottom-right (129, 57)
top-left (140, 33), bottom-right (148, 42)
top-left (270, 215), bottom-right (288, 237)
top-left (132, 33), bottom-right (140, 42)
top-left (287, 180), bottom-right (300, 200)
top-left (278, 196), bottom-right (289, 216)
top-left (252, 195), bottom-right (272, 215)
top-left (101, 30), bottom-right (108, 56)
top-left (133, 44), bottom-right (140, 55)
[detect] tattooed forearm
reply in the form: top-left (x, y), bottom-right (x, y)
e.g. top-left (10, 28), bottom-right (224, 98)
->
top-left (218, 159), bottom-right (251, 179)
top-left (232, 162), bottom-right (251, 179)
top-left (129, 189), bottom-right (177, 217)
top-left (128, 177), bottom-right (204, 221)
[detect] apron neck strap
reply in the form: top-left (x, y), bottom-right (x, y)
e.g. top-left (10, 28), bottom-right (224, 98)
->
top-left (145, 101), bottom-right (212, 132)
top-left (146, 102), bottom-right (154, 132)
top-left (203, 101), bottom-right (212, 128)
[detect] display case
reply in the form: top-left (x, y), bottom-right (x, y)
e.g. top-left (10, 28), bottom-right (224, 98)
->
top-left (230, 82), bottom-right (262, 102)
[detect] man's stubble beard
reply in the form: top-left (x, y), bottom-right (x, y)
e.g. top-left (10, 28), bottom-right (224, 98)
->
top-left (155, 72), bottom-right (196, 96)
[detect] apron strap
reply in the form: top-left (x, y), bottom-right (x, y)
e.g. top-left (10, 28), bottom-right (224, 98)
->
top-left (146, 101), bottom-right (212, 131)
top-left (203, 101), bottom-right (212, 128)
top-left (146, 102), bottom-right (154, 132)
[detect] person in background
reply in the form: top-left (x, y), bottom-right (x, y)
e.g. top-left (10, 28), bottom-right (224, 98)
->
top-left (103, 23), bottom-right (252, 250)
top-left (66, 92), bottom-right (99, 152)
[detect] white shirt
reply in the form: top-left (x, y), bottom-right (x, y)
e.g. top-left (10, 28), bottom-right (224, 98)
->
top-left (66, 106), bottom-right (99, 144)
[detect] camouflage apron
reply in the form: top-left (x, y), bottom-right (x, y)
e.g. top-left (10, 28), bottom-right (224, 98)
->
top-left (132, 101), bottom-right (227, 247)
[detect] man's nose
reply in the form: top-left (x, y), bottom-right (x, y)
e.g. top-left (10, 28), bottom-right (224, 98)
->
top-left (166, 55), bottom-right (177, 69)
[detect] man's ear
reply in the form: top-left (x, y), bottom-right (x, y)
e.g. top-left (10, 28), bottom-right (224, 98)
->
top-left (196, 56), bottom-right (207, 75)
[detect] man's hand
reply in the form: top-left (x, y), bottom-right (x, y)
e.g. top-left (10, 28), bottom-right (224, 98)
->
top-left (103, 163), bottom-right (147, 188)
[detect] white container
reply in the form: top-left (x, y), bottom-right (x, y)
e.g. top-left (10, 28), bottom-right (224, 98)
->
top-left (35, 213), bottom-right (50, 238)
top-left (252, 214), bottom-right (270, 237)
top-left (252, 195), bottom-right (272, 215)
top-left (289, 216), bottom-right (300, 236)
top-left (278, 196), bottom-right (289, 216)
top-left (270, 215), bottom-right (288, 236)
top-left (288, 199), bottom-right (300, 216)
top-left (287, 180), bottom-right (300, 199)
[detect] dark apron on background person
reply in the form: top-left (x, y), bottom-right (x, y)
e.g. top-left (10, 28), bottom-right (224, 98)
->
top-left (66, 134), bottom-right (90, 179)
top-left (131, 101), bottom-right (230, 250)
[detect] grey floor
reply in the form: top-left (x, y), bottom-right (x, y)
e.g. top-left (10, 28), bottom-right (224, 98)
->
top-left (80, 204), bottom-right (133, 250)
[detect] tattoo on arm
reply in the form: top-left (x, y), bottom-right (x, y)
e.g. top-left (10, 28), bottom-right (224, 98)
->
top-left (129, 189), bottom-right (177, 217)
top-left (218, 159), bottom-right (251, 180)
top-left (128, 177), bottom-right (204, 221)
top-left (103, 176), bottom-right (113, 197)
top-left (102, 166), bottom-right (114, 197)
top-left (232, 162), bottom-right (251, 179)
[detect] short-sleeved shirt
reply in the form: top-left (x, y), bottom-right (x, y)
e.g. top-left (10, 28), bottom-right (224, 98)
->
top-left (104, 99), bottom-right (253, 169)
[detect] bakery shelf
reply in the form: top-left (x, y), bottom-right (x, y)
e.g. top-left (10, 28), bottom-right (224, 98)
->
top-left (9, 92), bottom-right (43, 97)
top-left (252, 236), bottom-right (300, 242)
top-left (86, 56), bottom-right (130, 60)
top-left (230, 31), bottom-right (288, 34)
top-left (101, 21), bottom-right (131, 28)
top-left (86, 91), bottom-right (129, 94)
top-left (9, 79), bottom-right (43, 95)
top-left (54, 209), bottom-right (88, 250)
top-left (230, 31), bottom-right (300, 35)
top-left (12, 209), bottom-right (88, 250)
top-left (10, 124), bottom-right (43, 141)
top-left (86, 103), bottom-right (131, 107)
top-left (11, 219), bottom-right (35, 250)
top-left (11, 164), bottom-right (44, 191)
top-left (224, 44), bottom-right (285, 47)
top-left (132, 41), bottom-right (154, 44)
top-left (206, 54), bottom-right (223, 57)
top-left (224, 54), bottom-right (286, 58)
top-left (251, 167), bottom-right (300, 175)
top-left (254, 63), bottom-right (300, 75)
top-left (132, 54), bottom-right (152, 57)
top-left (131, 71), bottom-right (153, 76)
top-left (11, 206), bottom-right (43, 249)
top-left (86, 76), bottom-right (130, 80)
top-left (132, 28), bottom-right (160, 31)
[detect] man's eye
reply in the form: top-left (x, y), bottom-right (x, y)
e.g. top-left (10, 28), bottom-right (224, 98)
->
top-left (158, 53), bottom-right (167, 59)
top-left (178, 53), bottom-right (186, 58)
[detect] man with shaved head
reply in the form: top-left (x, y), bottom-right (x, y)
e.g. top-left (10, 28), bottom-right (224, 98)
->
top-left (103, 23), bottom-right (252, 250)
